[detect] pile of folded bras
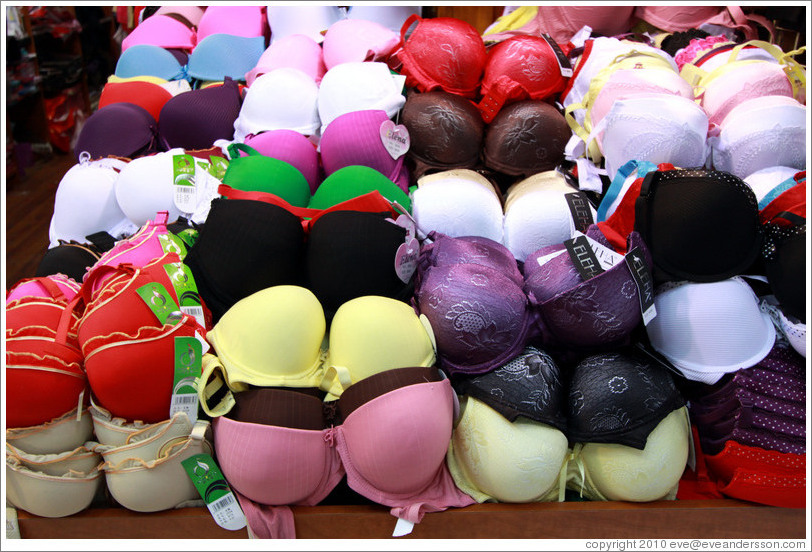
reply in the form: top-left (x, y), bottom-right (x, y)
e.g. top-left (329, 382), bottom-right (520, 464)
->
top-left (5, 4), bottom-right (807, 536)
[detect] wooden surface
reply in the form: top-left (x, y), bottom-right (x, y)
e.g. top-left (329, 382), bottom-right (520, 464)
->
top-left (15, 501), bottom-right (807, 540)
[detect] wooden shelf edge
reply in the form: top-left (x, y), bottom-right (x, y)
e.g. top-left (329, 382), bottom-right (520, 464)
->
top-left (14, 500), bottom-right (807, 540)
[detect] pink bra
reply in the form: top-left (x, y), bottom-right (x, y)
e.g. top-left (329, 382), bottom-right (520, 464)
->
top-left (213, 368), bottom-right (474, 532)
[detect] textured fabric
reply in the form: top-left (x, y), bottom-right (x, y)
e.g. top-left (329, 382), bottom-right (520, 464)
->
top-left (744, 166), bottom-right (801, 204)
top-left (213, 377), bottom-right (475, 522)
top-left (98, 80), bottom-right (174, 123)
top-left (483, 100), bottom-right (570, 177)
top-left (567, 351), bottom-right (686, 449)
top-left (447, 395), bottom-right (568, 503)
top-left (243, 130), bottom-right (321, 194)
top-left (710, 95), bottom-right (806, 179)
top-left (477, 35), bottom-right (569, 123)
top-left (221, 147), bottom-right (311, 208)
top-left (763, 222), bottom-right (806, 322)
top-left (245, 34), bottom-right (326, 86)
top-left (158, 78), bottom-right (242, 150)
top-left (183, 199), bottom-right (305, 323)
top-left (415, 262), bottom-right (531, 376)
top-left (401, 89), bottom-right (485, 179)
top-left (453, 346), bottom-right (567, 431)
top-left (36, 242), bottom-right (103, 283)
top-left (393, 16), bottom-right (487, 98)
top-left (646, 278), bottom-right (776, 385)
top-left (121, 14), bottom-right (197, 52)
top-left (321, 18), bottom-right (400, 69)
top-left (197, 6), bottom-right (267, 41)
top-left (308, 165), bottom-right (411, 212)
top-left (319, 110), bottom-right (410, 193)
top-left (634, 168), bottom-right (762, 283)
top-left (417, 232), bottom-right (523, 289)
top-left (323, 296), bottom-right (437, 397)
top-left (524, 227), bottom-right (653, 350)
top-left (411, 171), bottom-right (503, 242)
top-left (317, 62), bottom-right (406, 135)
top-left (187, 34), bottom-right (266, 82)
top-left (73, 102), bottom-right (164, 162)
top-left (305, 211), bottom-right (412, 319)
top-left (114, 44), bottom-right (187, 81)
top-left (233, 68), bottom-right (320, 141)
top-left (567, 407), bottom-right (691, 502)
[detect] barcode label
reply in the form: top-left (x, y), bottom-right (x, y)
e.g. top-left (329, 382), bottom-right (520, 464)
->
top-left (210, 493), bottom-right (235, 513)
top-left (174, 183), bottom-right (197, 212)
top-left (170, 394), bottom-right (198, 424)
top-left (181, 305), bottom-right (205, 327)
top-left (173, 395), bottom-right (198, 405)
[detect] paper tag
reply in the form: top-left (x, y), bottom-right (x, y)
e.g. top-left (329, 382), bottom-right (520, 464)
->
top-left (173, 154), bottom-right (198, 213)
top-left (380, 120), bottom-right (410, 160)
top-left (175, 228), bottom-right (200, 249)
top-left (394, 213), bottom-right (416, 240)
top-left (564, 234), bottom-right (604, 281)
top-left (163, 262), bottom-right (205, 328)
top-left (181, 453), bottom-right (247, 531)
top-left (136, 283), bottom-right (181, 325)
top-left (565, 192), bottom-right (595, 233)
top-left (171, 336), bottom-right (202, 423)
top-left (6, 507), bottom-right (20, 539)
top-left (541, 33), bottom-right (573, 77)
top-left (203, 155), bottom-right (229, 180)
top-left (535, 248), bottom-right (567, 268)
top-left (158, 232), bottom-right (188, 257)
top-left (625, 247), bottom-right (657, 325)
top-left (582, 233), bottom-right (624, 270)
top-left (394, 237), bottom-right (419, 284)
top-left (392, 517), bottom-right (415, 538)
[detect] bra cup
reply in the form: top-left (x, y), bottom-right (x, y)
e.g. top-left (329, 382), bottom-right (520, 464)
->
top-left (411, 179), bottom-right (504, 243)
top-left (325, 296), bottom-right (436, 396)
top-left (419, 234), bottom-right (523, 288)
top-left (416, 263), bottom-right (529, 374)
top-left (206, 286), bottom-right (327, 388)
top-left (701, 62), bottom-right (795, 126)
top-left (336, 380), bottom-right (454, 496)
top-left (212, 417), bottom-right (343, 506)
top-left (575, 406), bottom-right (690, 502)
top-left (447, 396), bottom-right (568, 503)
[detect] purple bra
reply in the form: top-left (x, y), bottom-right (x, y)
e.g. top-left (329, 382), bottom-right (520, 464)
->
top-left (415, 261), bottom-right (534, 376)
top-left (417, 232), bottom-right (523, 289)
top-left (523, 225), bottom-right (653, 350)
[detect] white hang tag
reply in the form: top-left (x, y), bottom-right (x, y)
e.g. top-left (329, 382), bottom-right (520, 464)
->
top-left (173, 154), bottom-right (198, 213)
top-left (394, 237), bottom-right (420, 284)
top-left (575, 158), bottom-right (605, 193)
top-left (392, 517), bottom-right (414, 537)
top-left (6, 507), bottom-right (21, 539)
top-left (582, 232), bottom-right (624, 270)
top-left (380, 120), bottom-right (410, 160)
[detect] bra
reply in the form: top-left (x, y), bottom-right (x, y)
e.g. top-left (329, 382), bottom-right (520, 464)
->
top-left (566, 406), bottom-right (691, 502)
top-left (221, 144), bottom-right (311, 208)
top-left (158, 78), bottom-right (242, 151)
top-left (502, 172), bottom-right (592, 263)
top-left (183, 199), bottom-right (306, 324)
top-left (213, 368), bottom-right (475, 532)
top-left (308, 165), bottom-right (411, 212)
top-left (304, 210), bottom-right (413, 319)
top-left (98, 80), bottom-right (174, 123)
top-left (477, 35), bottom-right (570, 123)
top-left (121, 14), bottom-right (197, 53)
top-left (400, 89), bottom-right (485, 179)
top-left (73, 103), bottom-right (165, 163)
top-left (744, 165), bottom-right (801, 205)
top-left (37, 241), bottom-right (105, 283)
top-left (645, 278), bottom-right (776, 385)
top-left (762, 218), bottom-right (806, 323)
top-left (245, 34), bottom-right (326, 87)
top-left (524, 227), bottom-right (653, 350)
top-left (265, 5), bottom-right (344, 44)
top-left (417, 232), bottom-right (523, 290)
top-left (186, 34), bottom-right (266, 83)
top-left (410, 170), bottom-right (504, 243)
top-left (196, 6), bottom-right (267, 41)
top-left (319, 110), bottom-right (410, 193)
top-left (594, 93), bottom-right (710, 180)
top-left (47, 157), bottom-right (133, 249)
top-left (114, 44), bottom-right (188, 82)
top-left (392, 15), bottom-right (487, 99)
top-left (321, 18), bottom-right (400, 70)
top-left (415, 261), bottom-right (532, 376)
top-left (317, 61), bottom-right (406, 135)
top-left (233, 68), bottom-right (321, 142)
top-left (242, 130), bottom-right (321, 194)
top-left (710, 95), bottom-right (806, 179)
top-left (483, 99), bottom-right (570, 178)
top-left (634, 168), bottom-right (763, 283)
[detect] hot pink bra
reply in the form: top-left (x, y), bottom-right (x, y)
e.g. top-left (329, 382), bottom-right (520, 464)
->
top-left (212, 367), bottom-right (474, 531)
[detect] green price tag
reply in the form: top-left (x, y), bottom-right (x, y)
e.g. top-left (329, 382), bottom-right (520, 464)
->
top-left (163, 262), bottom-right (204, 327)
top-left (171, 336), bottom-right (201, 423)
top-left (207, 156), bottom-right (229, 180)
top-left (158, 233), bottom-right (188, 258)
top-left (136, 283), bottom-right (181, 325)
top-left (181, 453), bottom-right (246, 531)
